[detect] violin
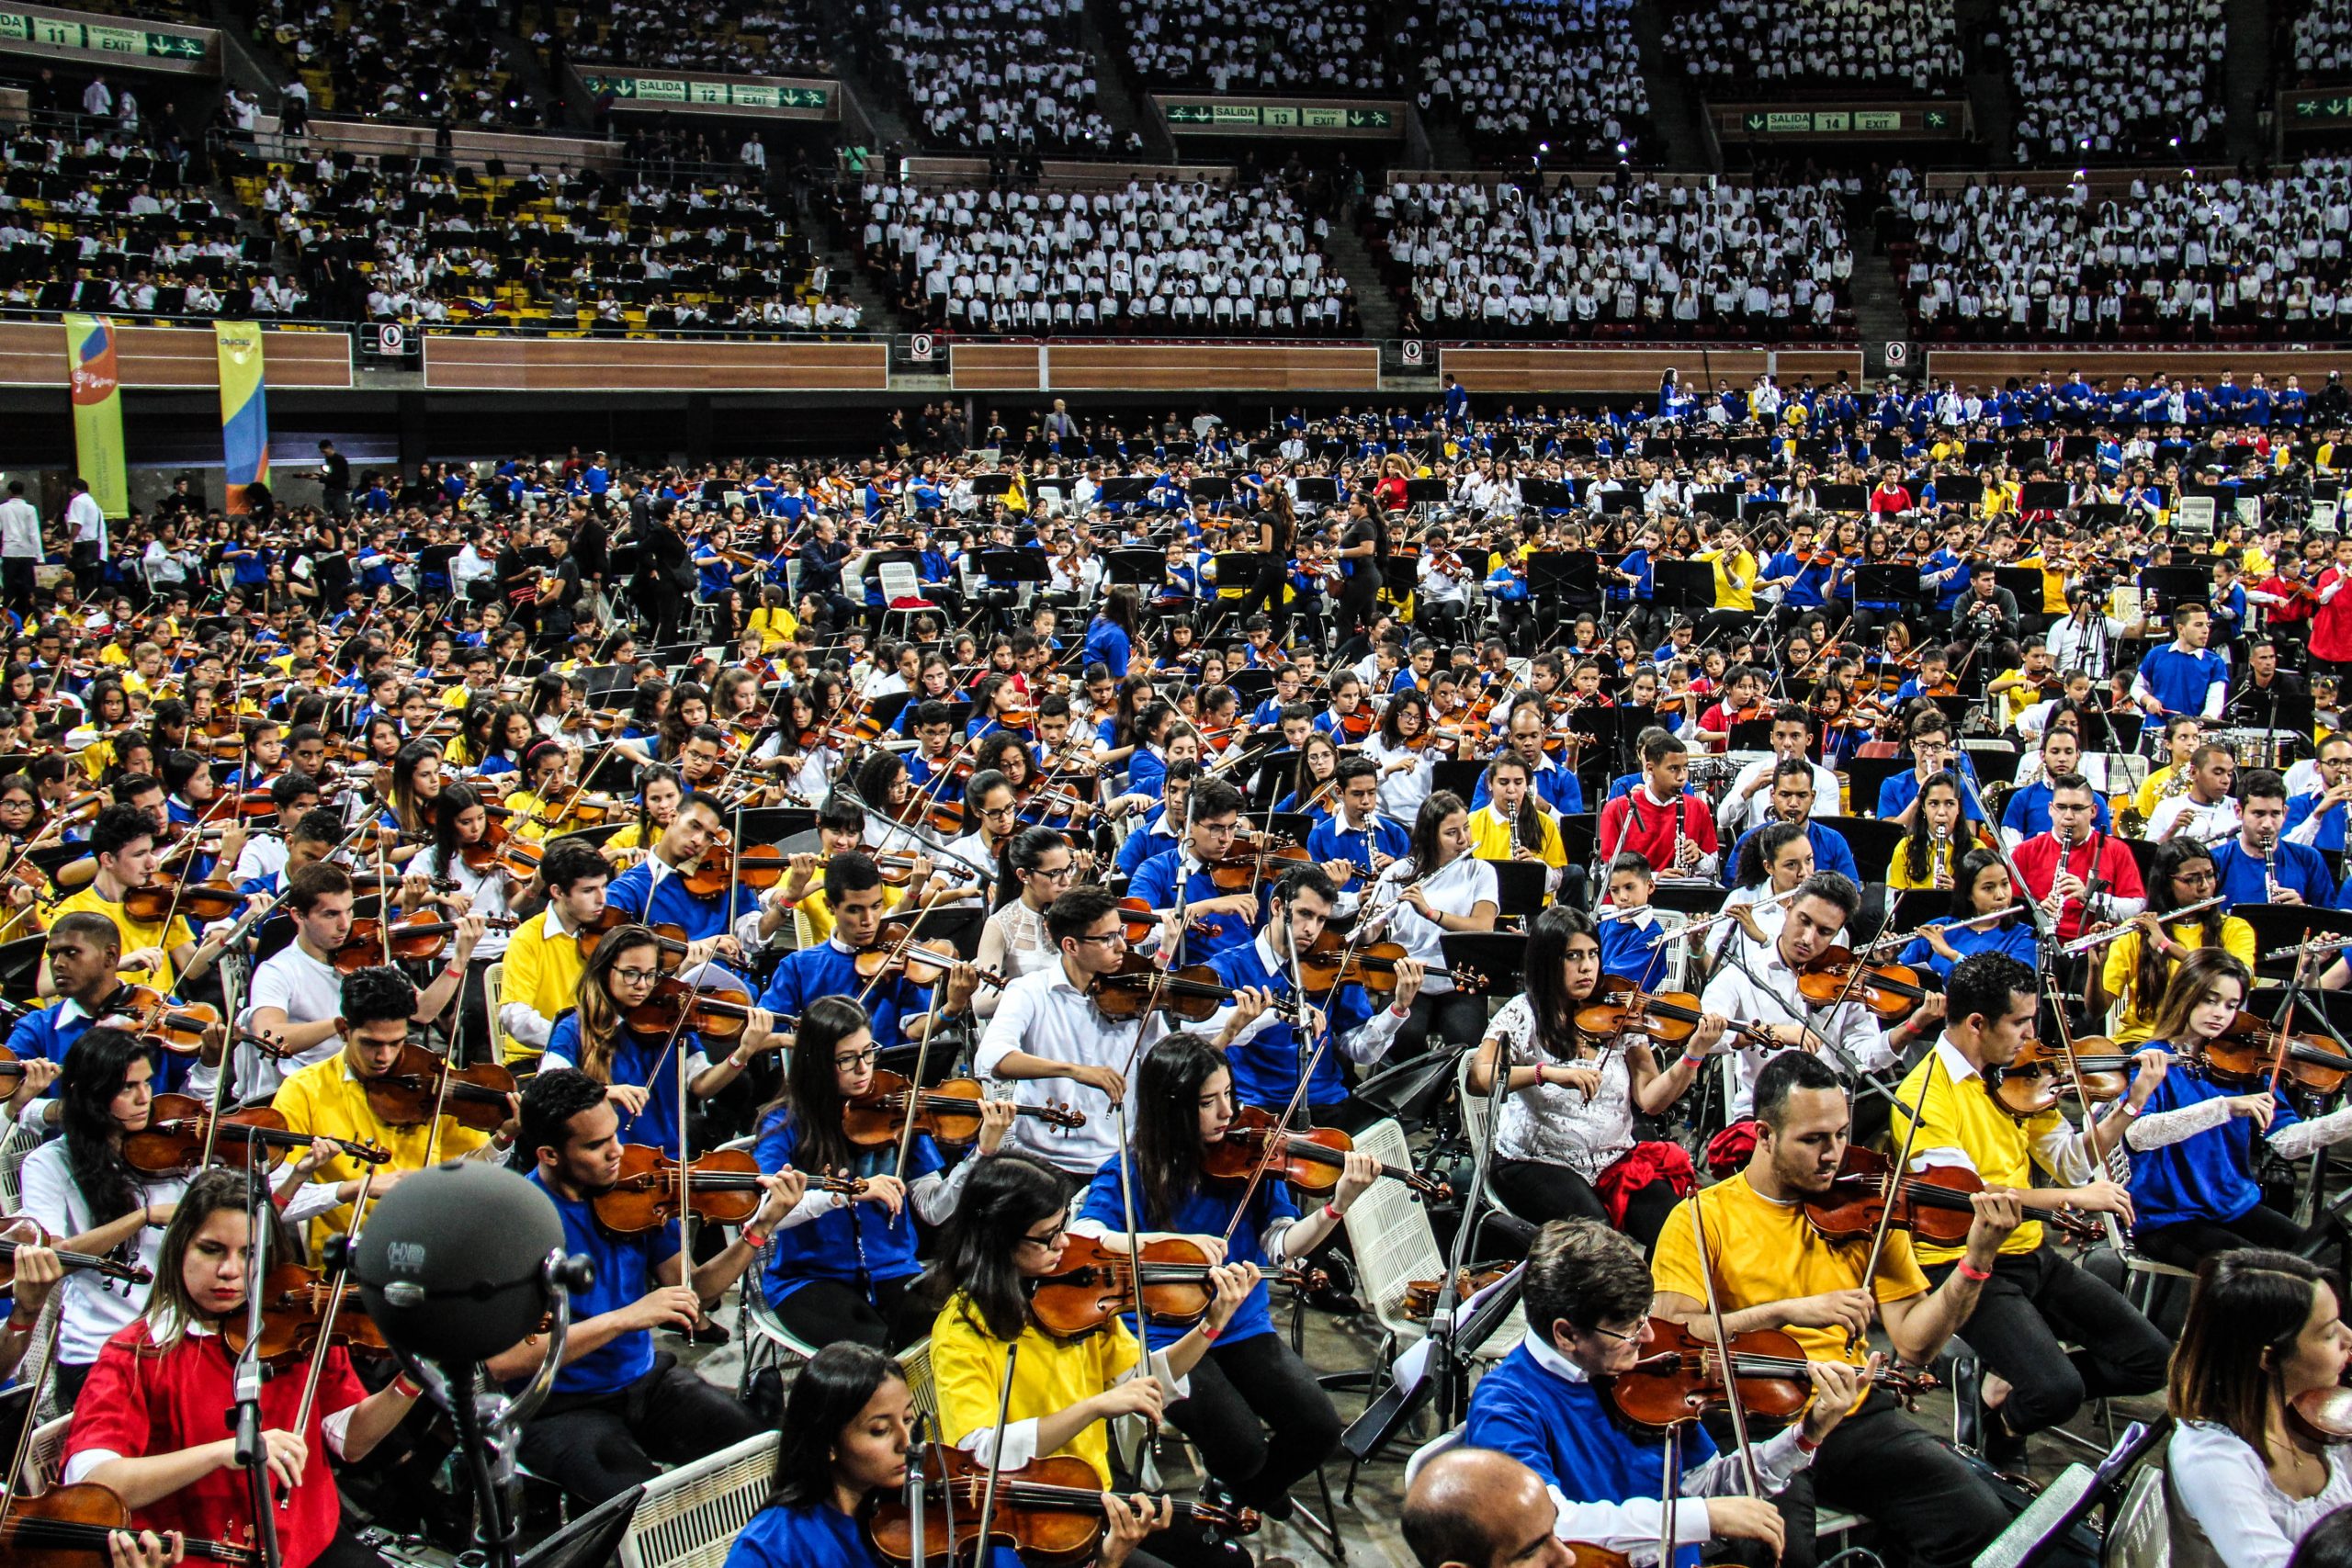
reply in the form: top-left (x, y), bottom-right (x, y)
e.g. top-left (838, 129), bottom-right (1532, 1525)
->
top-left (121, 875), bottom-right (246, 925)
top-left (1982, 1037), bottom-right (2134, 1118)
top-left (681, 838), bottom-right (787, 898)
top-left (0, 1214), bottom-right (151, 1290)
top-left (2290, 1382), bottom-right (2352, 1447)
top-left (863, 1445), bottom-right (1260, 1567)
top-left (2199, 1012), bottom-right (2352, 1095)
top-left (124, 1093), bottom-right (390, 1175)
top-left (1086, 951), bottom-right (1305, 1025)
top-left (1200, 1104), bottom-right (1448, 1199)
top-left (576, 909), bottom-right (697, 971)
top-left (1028, 1234), bottom-right (1311, 1337)
top-left (842, 1069), bottom-right (1083, 1147)
top-left (221, 1261), bottom-right (390, 1363)
top-left (591, 1142), bottom-right (858, 1235)
top-left (1399, 1263), bottom-right (1515, 1321)
top-left (1600, 1315), bottom-right (1933, 1432)
top-left (1799, 1145), bottom-right (2103, 1246)
top-left (622, 976), bottom-right (778, 1043)
top-left (851, 922), bottom-right (1003, 990)
top-left (1794, 947), bottom-right (1928, 1020)
top-left (359, 1042), bottom-right (518, 1132)
top-left (0, 1484), bottom-right (263, 1566)
top-left (1294, 931), bottom-right (1483, 996)
top-left (331, 912), bottom-right (517, 974)
top-left (1572, 974), bottom-right (1776, 1048)
top-left (89, 986), bottom-right (222, 1055)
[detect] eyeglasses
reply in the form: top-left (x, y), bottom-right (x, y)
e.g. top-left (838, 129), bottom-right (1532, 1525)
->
top-left (1022, 1222), bottom-right (1069, 1250)
top-left (832, 1048), bottom-right (881, 1069)
top-left (981, 804), bottom-right (1021, 820)
top-left (1072, 930), bottom-right (1128, 947)
top-left (1586, 1322), bottom-right (1645, 1346)
top-left (1033, 863), bottom-right (1078, 882)
top-left (2174, 871), bottom-right (2219, 888)
top-left (612, 965), bottom-right (664, 987)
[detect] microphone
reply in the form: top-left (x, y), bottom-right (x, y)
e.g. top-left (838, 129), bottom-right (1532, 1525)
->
top-left (353, 1161), bottom-right (581, 1361)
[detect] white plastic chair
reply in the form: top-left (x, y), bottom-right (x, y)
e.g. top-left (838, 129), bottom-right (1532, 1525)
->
top-left (876, 559), bottom-right (933, 640)
top-left (15, 1412), bottom-right (67, 1492)
top-left (1403, 1426), bottom-right (1464, 1488)
top-left (0, 1122), bottom-right (42, 1212)
top-left (614, 1430), bottom-right (776, 1568)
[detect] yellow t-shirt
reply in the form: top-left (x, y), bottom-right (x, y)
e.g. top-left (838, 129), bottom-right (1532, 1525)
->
top-left (1989, 669), bottom-right (2041, 728)
top-left (2133, 765), bottom-right (2186, 823)
top-left (1465, 806), bottom-right (1564, 874)
top-left (272, 1050), bottom-right (492, 1251)
top-left (1697, 547), bottom-right (1756, 612)
top-left (747, 607), bottom-right (799, 652)
top-left (503, 788), bottom-right (558, 842)
top-left (1890, 1046), bottom-right (2063, 1262)
top-left (50, 884), bottom-right (194, 994)
top-left (795, 876), bottom-right (909, 948)
top-left (2099, 916), bottom-right (2256, 1044)
top-left (931, 1293), bottom-right (1140, 1487)
top-left (1883, 838), bottom-right (1959, 891)
top-left (1650, 1171), bottom-right (1929, 1399)
top-left (498, 907), bottom-right (588, 1063)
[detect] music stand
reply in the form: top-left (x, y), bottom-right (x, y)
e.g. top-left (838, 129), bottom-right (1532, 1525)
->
top-left (978, 549), bottom-right (1052, 585)
top-left (1652, 560), bottom-right (1716, 617)
top-left (1856, 564), bottom-right (1924, 607)
top-left (1105, 549), bottom-right (1163, 585)
top-left (1526, 550), bottom-right (1598, 599)
top-left (517, 1483), bottom-right (643, 1567)
top-left (1404, 479), bottom-right (1449, 507)
top-left (2140, 564), bottom-right (2213, 616)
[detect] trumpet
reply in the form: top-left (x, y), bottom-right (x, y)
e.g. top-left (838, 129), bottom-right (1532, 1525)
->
top-left (1651, 886), bottom-right (1801, 950)
top-left (2058, 895), bottom-right (2227, 954)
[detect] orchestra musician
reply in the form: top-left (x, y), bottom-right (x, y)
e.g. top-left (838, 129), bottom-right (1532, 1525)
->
top-left (2149, 744), bottom-right (2243, 847)
top-left (2086, 839), bottom-right (2256, 1046)
top-left (1361, 791), bottom-right (1498, 1059)
top-left (1887, 952), bottom-right (2171, 1466)
top-left (1894, 847), bottom-right (2036, 984)
top-left (1723, 759), bottom-right (1860, 892)
top-left (496, 838), bottom-right (610, 1065)
top-left (1304, 757), bottom-right (1409, 905)
top-left (39, 802), bottom-right (241, 1000)
top-left (1598, 733), bottom-right (1717, 881)
top-left (2284, 735), bottom-right (2352, 854)
top-left (1401, 1447), bottom-right (1595, 1568)
top-left (602, 791), bottom-right (765, 953)
top-left (62, 1165), bottom-right (424, 1568)
top-left (2211, 770), bottom-right (2335, 907)
top-left (10, 912), bottom-right (217, 1118)
top-left (2012, 773), bottom-right (2146, 942)
top-left (758, 852), bottom-right (978, 1053)
top-left (1469, 908), bottom-right (1714, 1246)
top-left (1882, 771), bottom-right (1967, 891)
top-left (492, 1068), bottom-right (803, 1505)
top-left (1647, 1050), bottom-right (2026, 1568)
top-left (1718, 705), bottom-right (1840, 838)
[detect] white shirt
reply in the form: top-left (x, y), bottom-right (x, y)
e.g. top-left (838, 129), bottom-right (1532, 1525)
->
top-left (1698, 940), bottom-right (1898, 1118)
top-left (66, 491), bottom-right (106, 547)
top-left (2166, 1420), bottom-right (2352, 1568)
top-left (1368, 853), bottom-right (1497, 994)
top-left (1360, 733), bottom-right (1434, 821)
top-left (230, 831), bottom-right (289, 888)
top-left (20, 1145), bottom-right (183, 1367)
top-left (976, 960), bottom-right (1164, 1175)
top-left (2146, 792), bottom-right (2242, 848)
top-left (2044, 612), bottom-right (2131, 678)
top-left (236, 940), bottom-right (349, 1100)
top-left (0, 496), bottom-right (40, 558)
top-left (1716, 757), bottom-right (1841, 837)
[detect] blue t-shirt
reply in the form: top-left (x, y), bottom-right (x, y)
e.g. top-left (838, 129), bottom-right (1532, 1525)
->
top-left (1877, 763), bottom-right (1984, 823)
top-left (2001, 780), bottom-right (2112, 841)
top-left (528, 1168), bottom-right (678, 1396)
top-left (605, 860), bottom-right (761, 946)
top-left (2137, 643), bottom-right (2228, 719)
top-left (759, 942), bottom-right (932, 1053)
top-left (543, 1012), bottom-right (702, 1155)
top-left (1895, 919), bottom-right (2036, 985)
top-left (754, 1106), bottom-right (941, 1300)
top-left (1076, 1156), bottom-right (1294, 1350)
top-left (727, 1504), bottom-right (1022, 1568)
top-left (1724, 819), bottom-right (1858, 889)
top-left (1305, 813), bottom-right (1410, 897)
top-left (2127, 1053), bottom-right (2301, 1235)
top-left (1083, 618), bottom-right (1132, 678)
top-left (2211, 837), bottom-right (2335, 909)
top-left (2287, 792), bottom-right (2347, 854)
top-left (1597, 916), bottom-right (1668, 991)
top-left (1129, 849), bottom-right (1257, 960)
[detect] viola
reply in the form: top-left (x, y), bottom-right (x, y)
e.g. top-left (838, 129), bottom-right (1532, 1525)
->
top-left (852, 922), bottom-right (1004, 990)
top-left (682, 838), bottom-right (787, 897)
top-left (622, 976), bottom-right (776, 1043)
top-left (0, 1214), bottom-right (151, 1289)
top-left (124, 1093), bottom-right (390, 1175)
top-left (591, 1142), bottom-right (858, 1235)
top-left (1794, 947), bottom-right (1928, 1020)
top-left (842, 1069), bottom-right (1083, 1147)
top-left (1292, 931), bottom-right (1483, 996)
top-left (1982, 1037), bottom-right (2133, 1118)
top-left (863, 1445), bottom-right (1260, 1567)
top-left (331, 912), bottom-right (518, 974)
top-left (1571, 974), bottom-right (1774, 1048)
top-left (360, 1042), bottom-right (518, 1132)
top-left (221, 1261), bottom-right (390, 1364)
top-left (1200, 1104), bottom-right (1448, 1199)
top-left (2201, 1012), bottom-right (2352, 1095)
top-left (0, 1484), bottom-right (263, 1566)
top-left (1600, 1315), bottom-right (1933, 1432)
top-left (1399, 1263), bottom-right (1515, 1321)
top-left (1799, 1145), bottom-right (2102, 1247)
top-left (1086, 951), bottom-right (1304, 1025)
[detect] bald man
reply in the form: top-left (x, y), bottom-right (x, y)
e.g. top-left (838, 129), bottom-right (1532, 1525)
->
top-left (1403, 1448), bottom-right (1578, 1568)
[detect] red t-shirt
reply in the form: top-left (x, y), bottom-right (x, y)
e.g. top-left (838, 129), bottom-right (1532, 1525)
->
top-left (1599, 786), bottom-right (1719, 873)
top-left (2010, 829), bottom-right (2145, 942)
top-left (67, 1322), bottom-right (368, 1568)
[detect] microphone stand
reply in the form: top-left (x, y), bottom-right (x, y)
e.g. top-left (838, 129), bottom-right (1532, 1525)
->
top-left (905, 1412), bottom-right (933, 1568)
top-left (380, 1251), bottom-right (584, 1568)
top-left (232, 1149), bottom-right (282, 1568)
top-left (1431, 1027), bottom-right (1512, 1430)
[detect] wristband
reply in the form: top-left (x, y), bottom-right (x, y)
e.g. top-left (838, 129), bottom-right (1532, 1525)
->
top-left (1954, 1259), bottom-right (1993, 1283)
top-left (1321, 1201), bottom-right (1341, 1223)
top-left (5, 1312), bottom-right (33, 1333)
top-left (1197, 1323), bottom-right (1221, 1344)
top-left (741, 1227), bottom-right (770, 1252)
top-left (442, 964), bottom-right (463, 981)
top-left (1792, 1431), bottom-right (1821, 1455)
top-left (391, 1375), bottom-right (424, 1398)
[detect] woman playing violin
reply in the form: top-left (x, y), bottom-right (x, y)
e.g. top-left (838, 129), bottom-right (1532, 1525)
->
top-left (1365, 792), bottom-right (1498, 1058)
top-left (969, 673), bottom-right (1035, 747)
top-left (753, 997), bottom-right (1012, 1353)
top-left (2166, 1250), bottom-right (2352, 1568)
top-left (1271, 732), bottom-right (1343, 821)
top-left (1069, 1036), bottom-right (1363, 1524)
top-left (59, 1163), bottom-right (417, 1568)
top-left (1469, 908), bottom-right (1717, 1249)
top-left (425, 784), bottom-right (517, 1065)
top-left (601, 764), bottom-right (685, 867)
top-left (499, 739), bottom-right (574, 844)
top-left (2086, 839), bottom-right (2255, 1047)
top-left (1883, 770), bottom-right (1966, 891)
top-left (22, 1030), bottom-right (338, 1400)
top-left (542, 924), bottom-right (786, 1157)
top-left (1362, 690), bottom-right (1437, 822)
top-left (727, 1341), bottom-right (1159, 1568)
top-left (2115, 952), bottom-right (2352, 1270)
top-left (1896, 848), bottom-right (2034, 984)
top-left (923, 1151), bottom-right (1248, 1568)
top-left (1313, 672), bottom-right (1370, 746)
top-left (460, 703), bottom-right (537, 786)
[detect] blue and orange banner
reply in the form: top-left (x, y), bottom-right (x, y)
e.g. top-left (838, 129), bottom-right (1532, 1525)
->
top-left (62, 313), bottom-right (127, 518)
top-left (214, 321), bottom-right (268, 514)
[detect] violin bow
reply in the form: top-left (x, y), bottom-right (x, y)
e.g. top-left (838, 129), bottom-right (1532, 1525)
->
top-left (1851, 1055), bottom-right (1939, 1354)
top-left (1685, 1197), bottom-right (1766, 1503)
top-left (284, 1166), bottom-right (375, 1509)
top-left (892, 983), bottom-right (947, 1192)
top-left (970, 1341), bottom-right (1020, 1566)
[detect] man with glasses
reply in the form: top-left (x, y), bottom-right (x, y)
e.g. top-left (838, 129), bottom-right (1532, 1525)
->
top-left (1128, 776), bottom-right (1263, 963)
top-left (1306, 757), bottom-right (1409, 906)
top-left (2012, 774), bottom-right (2145, 946)
top-left (758, 852), bottom-right (978, 1054)
top-left (2286, 734), bottom-right (2352, 853)
top-left (1876, 711), bottom-right (1983, 830)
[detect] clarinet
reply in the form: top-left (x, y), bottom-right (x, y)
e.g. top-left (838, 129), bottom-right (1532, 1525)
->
top-left (2266, 835), bottom-right (2281, 903)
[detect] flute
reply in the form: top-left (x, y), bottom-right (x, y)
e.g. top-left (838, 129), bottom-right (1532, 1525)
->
top-left (2263, 933), bottom-right (2352, 962)
top-left (1594, 902), bottom-right (1653, 924)
top-left (1648, 886), bottom-right (1801, 950)
top-left (2058, 894), bottom-right (2226, 954)
top-left (1860, 903), bottom-right (2027, 953)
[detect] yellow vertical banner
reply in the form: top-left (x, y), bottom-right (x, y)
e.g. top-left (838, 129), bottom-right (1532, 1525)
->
top-left (63, 313), bottom-right (129, 518)
top-left (213, 321), bottom-right (269, 515)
